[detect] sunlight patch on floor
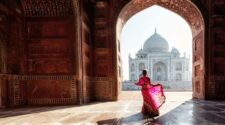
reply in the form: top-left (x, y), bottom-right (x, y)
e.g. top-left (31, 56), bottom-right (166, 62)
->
top-left (0, 91), bottom-right (193, 125)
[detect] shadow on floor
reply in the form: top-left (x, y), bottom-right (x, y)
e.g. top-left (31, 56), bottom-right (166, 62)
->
top-left (97, 118), bottom-right (121, 125)
top-left (96, 113), bottom-right (159, 125)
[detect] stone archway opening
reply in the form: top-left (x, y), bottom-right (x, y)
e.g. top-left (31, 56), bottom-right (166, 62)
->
top-left (116, 0), bottom-right (205, 99)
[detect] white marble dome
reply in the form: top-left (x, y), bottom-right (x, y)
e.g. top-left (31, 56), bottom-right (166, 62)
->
top-left (143, 29), bottom-right (169, 52)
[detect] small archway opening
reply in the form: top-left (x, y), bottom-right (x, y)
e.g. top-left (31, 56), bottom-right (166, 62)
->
top-left (153, 62), bottom-right (167, 81)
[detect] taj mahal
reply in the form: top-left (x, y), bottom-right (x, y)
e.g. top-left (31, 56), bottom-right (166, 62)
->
top-left (123, 29), bottom-right (192, 90)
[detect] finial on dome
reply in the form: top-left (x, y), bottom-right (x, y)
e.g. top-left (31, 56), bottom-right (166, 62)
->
top-left (155, 27), bottom-right (157, 34)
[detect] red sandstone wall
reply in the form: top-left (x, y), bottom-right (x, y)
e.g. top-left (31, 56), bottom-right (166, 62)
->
top-left (208, 0), bottom-right (225, 99)
top-left (26, 18), bottom-right (74, 75)
top-left (23, 17), bottom-right (78, 105)
top-left (93, 1), bottom-right (118, 101)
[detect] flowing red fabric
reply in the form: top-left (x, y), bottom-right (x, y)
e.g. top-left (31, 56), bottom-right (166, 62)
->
top-left (135, 76), bottom-right (166, 116)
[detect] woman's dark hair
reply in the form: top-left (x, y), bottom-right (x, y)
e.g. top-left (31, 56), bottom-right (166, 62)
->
top-left (142, 70), bottom-right (147, 75)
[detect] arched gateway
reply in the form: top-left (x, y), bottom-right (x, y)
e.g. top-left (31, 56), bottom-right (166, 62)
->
top-left (116, 0), bottom-right (205, 99)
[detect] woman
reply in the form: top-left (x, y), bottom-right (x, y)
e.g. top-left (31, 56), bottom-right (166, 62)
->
top-left (135, 70), bottom-right (165, 117)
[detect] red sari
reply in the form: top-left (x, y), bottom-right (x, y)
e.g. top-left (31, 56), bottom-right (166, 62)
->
top-left (135, 76), bottom-right (165, 117)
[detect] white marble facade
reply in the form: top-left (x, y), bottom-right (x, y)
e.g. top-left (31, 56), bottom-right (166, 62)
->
top-left (129, 29), bottom-right (191, 82)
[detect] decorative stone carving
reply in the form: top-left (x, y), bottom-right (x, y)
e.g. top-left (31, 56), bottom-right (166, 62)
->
top-left (194, 65), bottom-right (201, 77)
top-left (195, 81), bottom-right (200, 93)
top-left (118, 0), bottom-right (204, 35)
top-left (21, 0), bottom-right (73, 17)
top-left (8, 75), bottom-right (77, 106)
top-left (93, 77), bottom-right (113, 100)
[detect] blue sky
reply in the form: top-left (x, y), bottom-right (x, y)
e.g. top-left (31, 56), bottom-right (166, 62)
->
top-left (120, 5), bottom-right (192, 80)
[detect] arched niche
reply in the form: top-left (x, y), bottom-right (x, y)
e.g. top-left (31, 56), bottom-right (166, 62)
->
top-left (153, 62), bottom-right (167, 81)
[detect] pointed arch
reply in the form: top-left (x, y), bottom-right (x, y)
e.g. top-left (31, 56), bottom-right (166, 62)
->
top-left (116, 0), bottom-right (205, 99)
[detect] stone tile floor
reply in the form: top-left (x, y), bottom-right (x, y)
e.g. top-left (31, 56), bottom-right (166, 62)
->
top-left (0, 92), bottom-right (225, 125)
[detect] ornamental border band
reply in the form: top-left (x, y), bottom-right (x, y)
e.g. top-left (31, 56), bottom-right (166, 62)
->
top-left (135, 70), bottom-right (166, 117)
